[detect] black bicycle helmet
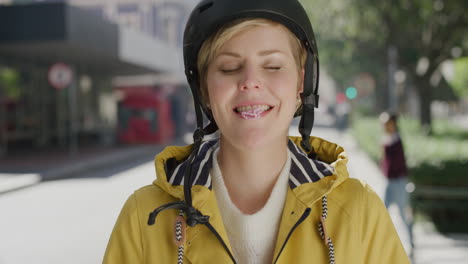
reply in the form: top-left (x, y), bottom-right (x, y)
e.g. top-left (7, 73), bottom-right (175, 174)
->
top-left (183, 0), bottom-right (320, 153)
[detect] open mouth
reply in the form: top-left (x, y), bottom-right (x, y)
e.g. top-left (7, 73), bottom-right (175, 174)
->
top-left (233, 104), bottom-right (274, 120)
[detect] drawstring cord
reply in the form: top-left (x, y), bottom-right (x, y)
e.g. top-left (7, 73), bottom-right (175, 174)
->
top-left (147, 129), bottom-right (208, 228)
top-left (148, 129), bottom-right (210, 264)
top-left (152, 196), bottom-right (336, 264)
top-left (147, 201), bottom-right (209, 227)
top-left (176, 210), bottom-right (185, 264)
top-left (318, 196), bottom-right (336, 264)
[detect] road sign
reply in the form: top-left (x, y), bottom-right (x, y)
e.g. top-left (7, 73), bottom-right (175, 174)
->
top-left (48, 63), bottom-right (73, 90)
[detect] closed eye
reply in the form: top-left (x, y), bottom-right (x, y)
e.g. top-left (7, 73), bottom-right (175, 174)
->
top-left (220, 68), bottom-right (240, 73)
top-left (264, 66), bottom-right (281, 71)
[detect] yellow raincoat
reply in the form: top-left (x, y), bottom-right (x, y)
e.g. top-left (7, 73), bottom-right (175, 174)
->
top-left (103, 136), bottom-right (409, 263)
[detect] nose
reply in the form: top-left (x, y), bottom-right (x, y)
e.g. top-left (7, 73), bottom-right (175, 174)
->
top-left (239, 66), bottom-right (261, 91)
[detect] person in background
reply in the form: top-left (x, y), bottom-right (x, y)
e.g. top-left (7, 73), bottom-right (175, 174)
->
top-left (380, 111), bottom-right (414, 256)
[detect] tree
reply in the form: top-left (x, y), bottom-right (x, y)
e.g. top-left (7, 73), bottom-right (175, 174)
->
top-left (371, 0), bottom-right (468, 132)
top-left (0, 67), bottom-right (21, 99)
top-left (303, 0), bottom-right (468, 132)
top-left (303, 0), bottom-right (389, 109)
top-left (450, 57), bottom-right (468, 97)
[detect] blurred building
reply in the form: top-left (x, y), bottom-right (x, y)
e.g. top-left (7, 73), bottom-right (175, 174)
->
top-left (70, 0), bottom-right (188, 46)
top-left (0, 0), bottom-right (197, 156)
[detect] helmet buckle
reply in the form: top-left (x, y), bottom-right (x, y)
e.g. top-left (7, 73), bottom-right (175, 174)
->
top-left (302, 94), bottom-right (319, 108)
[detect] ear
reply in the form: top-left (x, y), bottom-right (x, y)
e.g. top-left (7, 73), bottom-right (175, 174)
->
top-left (297, 69), bottom-right (305, 96)
top-left (202, 89), bottom-right (211, 109)
top-left (206, 93), bottom-right (212, 109)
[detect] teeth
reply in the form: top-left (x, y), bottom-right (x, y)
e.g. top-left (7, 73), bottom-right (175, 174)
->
top-left (236, 105), bottom-right (271, 112)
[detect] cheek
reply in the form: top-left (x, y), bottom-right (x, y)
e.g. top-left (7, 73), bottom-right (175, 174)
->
top-left (206, 75), bottom-right (228, 102)
top-left (270, 73), bottom-right (299, 99)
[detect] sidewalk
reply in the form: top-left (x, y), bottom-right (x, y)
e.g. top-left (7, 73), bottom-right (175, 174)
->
top-left (0, 139), bottom-right (183, 194)
top-left (451, 114), bottom-right (468, 131)
top-left (302, 126), bottom-right (468, 264)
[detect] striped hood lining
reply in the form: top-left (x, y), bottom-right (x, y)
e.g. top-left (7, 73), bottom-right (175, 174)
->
top-left (168, 140), bottom-right (218, 189)
top-left (287, 140), bottom-right (334, 188)
top-left (166, 139), bottom-right (334, 190)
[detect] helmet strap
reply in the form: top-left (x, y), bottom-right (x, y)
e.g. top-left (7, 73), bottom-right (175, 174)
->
top-left (299, 50), bottom-right (319, 154)
top-left (183, 77), bottom-right (206, 208)
top-left (191, 87), bottom-right (205, 137)
top-left (299, 104), bottom-right (314, 153)
top-left (203, 120), bottom-right (218, 135)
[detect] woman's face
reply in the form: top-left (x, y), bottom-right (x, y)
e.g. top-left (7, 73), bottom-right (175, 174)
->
top-left (206, 23), bottom-right (303, 150)
top-left (384, 120), bottom-right (396, 134)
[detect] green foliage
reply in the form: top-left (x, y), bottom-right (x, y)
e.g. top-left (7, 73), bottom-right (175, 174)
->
top-left (302, 0), bottom-right (387, 93)
top-left (352, 116), bottom-right (468, 171)
top-left (350, 115), bottom-right (381, 162)
top-left (302, 0), bottom-right (468, 128)
top-left (399, 118), bottom-right (468, 169)
top-left (450, 57), bottom-right (468, 97)
top-left (410, 160), bottom-right (468, 186)
top-left (412, 195), bottom-right (468, 233)
top-left (0, 67), bottom-right (21, 99)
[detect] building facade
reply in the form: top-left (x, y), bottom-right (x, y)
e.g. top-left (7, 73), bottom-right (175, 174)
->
top-left (0, 0), bottom-right (197, 156)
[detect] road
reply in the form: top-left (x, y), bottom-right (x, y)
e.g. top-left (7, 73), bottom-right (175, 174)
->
top-left (0, 158), bottom-right (156, 264)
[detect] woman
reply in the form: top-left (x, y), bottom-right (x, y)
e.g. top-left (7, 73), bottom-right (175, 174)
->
top-left (380, 112), bottom-right (414, 255)
top-left (104, 0), bottom-right (409, 263)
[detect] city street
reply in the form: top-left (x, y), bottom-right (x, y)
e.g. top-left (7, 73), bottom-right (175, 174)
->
top-left (1, 126), bottom-right (467, 264)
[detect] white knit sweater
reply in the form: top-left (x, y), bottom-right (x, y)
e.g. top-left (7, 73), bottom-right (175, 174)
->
top-left (211, 147), bottom-right (291, 264)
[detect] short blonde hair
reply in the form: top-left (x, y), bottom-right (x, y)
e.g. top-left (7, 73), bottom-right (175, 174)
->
top-left (197, 18), bottom-right (307, 105)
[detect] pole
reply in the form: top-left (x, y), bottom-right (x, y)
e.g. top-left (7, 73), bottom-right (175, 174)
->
top-left (0, 92), bottom-right (6, 157)
top-left (68, 67), bottom-right (78, 156)
top-left (387, 45), bottom-right (398, 111)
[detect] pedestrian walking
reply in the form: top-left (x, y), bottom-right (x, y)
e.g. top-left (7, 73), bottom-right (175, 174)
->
top-left (103, 0), bottom-right (409, 263)
top-left (380, 111), bottom-right (414, 256)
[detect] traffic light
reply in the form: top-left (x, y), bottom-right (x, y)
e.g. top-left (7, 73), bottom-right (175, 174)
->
top-left (345, 86), bottom-right (357, 100)
top-left (336, 92), bottom-right (346, 103)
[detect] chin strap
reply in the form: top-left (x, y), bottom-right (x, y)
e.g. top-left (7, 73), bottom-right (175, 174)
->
top-left (148, 74), bottom-right (212, 235)
top-left (202, 119), bottom-right (218, 135)
top-left (299, 50), bottom-right (320, 153)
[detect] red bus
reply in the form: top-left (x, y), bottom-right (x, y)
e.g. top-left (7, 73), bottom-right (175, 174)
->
top-left (117, 86), bottom-right (174, 144)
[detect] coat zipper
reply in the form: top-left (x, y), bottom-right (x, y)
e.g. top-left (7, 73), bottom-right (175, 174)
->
top-left (203, 221), bottom-right (237, 264)
top-left (201, 208), bottom-right (311, 264)
top-left (273, 208), bottom-right (311, 264)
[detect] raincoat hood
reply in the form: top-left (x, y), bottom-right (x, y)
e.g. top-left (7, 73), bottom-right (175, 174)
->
top-left (152, 136), bottom-right (348, 207)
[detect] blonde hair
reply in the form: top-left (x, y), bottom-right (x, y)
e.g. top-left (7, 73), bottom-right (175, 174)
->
top-left (197, 18), bottom-right (307, 105)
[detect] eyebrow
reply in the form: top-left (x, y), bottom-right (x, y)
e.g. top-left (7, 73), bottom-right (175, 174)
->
top-left (217, 51), bottom-right (241, 58)
top-left (217, 49), bottom-right (284, 58)
top-left (258, 49), bottom-right (284, 56)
